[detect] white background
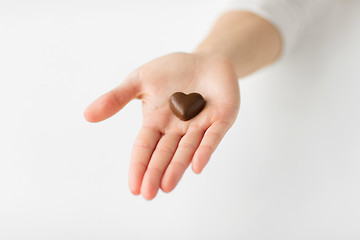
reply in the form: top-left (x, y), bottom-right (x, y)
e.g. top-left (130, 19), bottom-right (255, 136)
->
top-left (1, 0), bottom-right (360, 239)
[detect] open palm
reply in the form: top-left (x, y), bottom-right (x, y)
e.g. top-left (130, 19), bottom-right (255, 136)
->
top-left (84, 53), bottom-right (240, 200)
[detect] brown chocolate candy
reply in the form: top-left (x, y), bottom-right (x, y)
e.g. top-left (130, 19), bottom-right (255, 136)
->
top-left (169, 92), bottom-right (206, 121)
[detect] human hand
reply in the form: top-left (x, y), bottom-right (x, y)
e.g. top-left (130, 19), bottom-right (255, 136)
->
top-left (84, 52), bottom-right (240, 200)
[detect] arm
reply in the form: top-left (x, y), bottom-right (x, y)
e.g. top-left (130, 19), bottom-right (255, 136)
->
top-left (84, 11), bottom-right (282, 200)
top-left (194, 11), bottom-right (282, 78)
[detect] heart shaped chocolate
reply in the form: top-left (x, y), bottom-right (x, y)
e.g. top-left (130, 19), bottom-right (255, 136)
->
top-left (169, 92), bottom-right (206, 121)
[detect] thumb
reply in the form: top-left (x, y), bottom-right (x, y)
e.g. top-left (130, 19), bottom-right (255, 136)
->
top-left (84, 75), bottom-right (140, 123)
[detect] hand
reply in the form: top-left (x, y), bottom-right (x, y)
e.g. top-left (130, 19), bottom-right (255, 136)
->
top-left (84, 52), bottom-right (240, 200)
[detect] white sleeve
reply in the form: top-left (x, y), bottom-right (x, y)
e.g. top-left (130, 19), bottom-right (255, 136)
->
top-left (226, 0), bottom-right (330, 56)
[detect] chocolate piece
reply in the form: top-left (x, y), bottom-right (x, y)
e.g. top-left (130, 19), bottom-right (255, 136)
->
top-left (169, 92), bottom-right (206, 121)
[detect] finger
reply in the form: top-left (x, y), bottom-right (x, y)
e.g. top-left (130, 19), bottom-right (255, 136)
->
top-left (140, 132), bottom-right (182, 200)
top-left (192, 121), bottom-right (232, 174)
top-left (84, 78), bottom-right (139, 123)
top-left (128, 127), bottom-right (162, 196)
top-left (161, 129), bottom-right (205, 193)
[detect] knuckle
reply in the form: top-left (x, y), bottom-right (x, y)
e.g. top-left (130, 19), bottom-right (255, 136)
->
top-left (170, 161), bottom-right (188, 171)
top-left (200, 144), bottom-right (215, 153)
top-left (179, 141), bottom-right (196, 150)
top-left (146, 166), bottom-right (163, 175)
top-left (109, 89), bottom-right (123, 107)
top-left (156, 145), bottom-right (175, 155)
top-left (207, 130), bottom-right (222, 139)
top-left (130, 160), bottom-right (147, 169)
top-left (133, 140), bottom-right (153, 150)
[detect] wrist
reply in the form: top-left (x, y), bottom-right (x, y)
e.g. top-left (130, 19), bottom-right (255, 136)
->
top-left (191, 50), bottom-right (238, 80)
top-left (192, 50), bottom-right (235, 69)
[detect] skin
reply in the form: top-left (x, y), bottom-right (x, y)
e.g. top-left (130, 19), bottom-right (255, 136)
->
top-left (84, 11), bottom-right (283, 200)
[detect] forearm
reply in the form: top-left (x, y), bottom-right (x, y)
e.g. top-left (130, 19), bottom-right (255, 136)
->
top-left (194, 11), bottom-right (283, 78)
